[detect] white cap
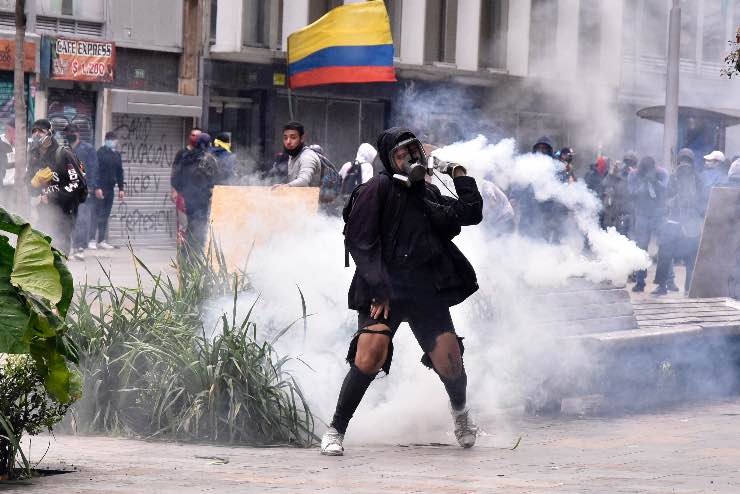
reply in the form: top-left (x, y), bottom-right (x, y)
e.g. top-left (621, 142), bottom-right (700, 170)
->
top-left (703, 150), bottom-right (726, 162)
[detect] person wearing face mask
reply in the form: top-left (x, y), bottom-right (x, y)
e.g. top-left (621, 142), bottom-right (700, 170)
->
top-left (320, 127), bottom-right (483, 456)
top-left (27, 119), bottom-right (87, 255)
top-left (271, 121), bottom-right (321, 189)
top-left (171, 127), bottom-right (202, 248)
top-left (64, 123), bottom-right (99, 259)
top-left (93, 131), bottom-right (124, 249)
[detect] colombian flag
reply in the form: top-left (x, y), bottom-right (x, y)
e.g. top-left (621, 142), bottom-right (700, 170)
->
top-left (287, 0), bottom-right (397, 89)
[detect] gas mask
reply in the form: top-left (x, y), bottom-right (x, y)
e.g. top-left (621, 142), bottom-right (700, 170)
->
top-left (389, 138), bottom-right (429, 186)
top-left (31, 131), bottom-right (52, 150)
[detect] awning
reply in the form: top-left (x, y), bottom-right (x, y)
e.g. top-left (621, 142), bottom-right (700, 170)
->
top-left (111, 89), bottom-right (201, 117)
top-left (637, 105), bottom-right (740, 128)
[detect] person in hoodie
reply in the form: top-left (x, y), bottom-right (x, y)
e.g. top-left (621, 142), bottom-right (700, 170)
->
top-left (320, 128), bottom-right (483, 457)
top-left (628, 156), bottom-right (669, 292)
top-left (210, 132), bottom-right (236, 185)
top-left (601, 159), bottom-right (632, 236)
top-left (27, 119), bottom-right (87, 255)
top-left (651, 149), bottom-right (703, 295)
top-left (338, 142), bottom-right (377, 196)
top-left (170, 133), bottom-right (218, 254)
top-left (508, 136), bottom-right (554, 239)
top-left (700, 150), bottom-right (726, 210)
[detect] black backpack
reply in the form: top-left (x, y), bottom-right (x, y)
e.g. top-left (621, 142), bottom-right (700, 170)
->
top-left (56, 146), bottom-right (88, 204)
top-left (341, 160), bottom-right (363, 196)
top-left (316, 152), bottom-right (342, 204)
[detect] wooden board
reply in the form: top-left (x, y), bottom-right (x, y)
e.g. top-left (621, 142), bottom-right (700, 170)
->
top-left (688, 186), bottom-right (740, 298)
top-left (208, 185), bottom-right (320, 270)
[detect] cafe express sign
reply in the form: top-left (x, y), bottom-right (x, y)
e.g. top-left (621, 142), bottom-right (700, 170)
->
top-left (51, 38), bottom-right (115, 82)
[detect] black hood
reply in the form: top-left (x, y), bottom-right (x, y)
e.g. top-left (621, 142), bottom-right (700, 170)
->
top-left (376, 127), bottom-right (417, 174)
top-left (532, 136), bottom-right (554, 156)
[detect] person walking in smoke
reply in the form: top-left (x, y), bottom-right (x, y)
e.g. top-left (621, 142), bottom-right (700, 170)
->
top-left (66, 123), bottom-right (99, 260)
top-left (93, 132), bottom-right (125, 249)
top-left (699, 150), bottom-right (726, 211)
top-left (320, 127), bottom-right (483, 456)
top-left (651, 148), bottom-right (703, 295)
top-left (170, 133), bottom-right (218, 255)
top-left (172, 127), bottom-right (202, 246)
top-left (601, 159), bottom-right (632, 236)
top-left (27, 119), bottom-right (87, 255)
top-left (628, 156), bottom-right (669, 292)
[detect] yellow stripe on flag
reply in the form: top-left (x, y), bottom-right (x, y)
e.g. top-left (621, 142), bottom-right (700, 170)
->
top-left (288, 0), bottom-right (393, 65)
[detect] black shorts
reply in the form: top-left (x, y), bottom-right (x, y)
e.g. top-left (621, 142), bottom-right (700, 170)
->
top-left (357, 299), bottom-right (455, 353)
top-left (348, 299), bottom-right (463, 374)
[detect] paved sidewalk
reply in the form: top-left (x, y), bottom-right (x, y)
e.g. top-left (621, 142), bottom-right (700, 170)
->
top-left (4, 399), bottom-right (740, 493)
top-left (67, 245), bottom-right (177, 288)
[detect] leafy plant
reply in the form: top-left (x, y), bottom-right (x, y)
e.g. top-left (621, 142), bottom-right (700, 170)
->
top-left (0, 355), bottom-right (71, 479)
top-left (722, 27), bottom-right (740, 78)
top-left (68, 244), bottom-right (316, 446)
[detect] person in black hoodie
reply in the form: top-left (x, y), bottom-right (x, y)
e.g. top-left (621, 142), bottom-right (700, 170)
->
top-left (27, 119), bottom-right (86, 255)
top-left (320, 128), bottom-right (483, 456)
top-left (93, 131), bottom-right (125, 249)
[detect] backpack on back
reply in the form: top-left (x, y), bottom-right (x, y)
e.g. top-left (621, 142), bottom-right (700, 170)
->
top-left (341, 160), bottom-right (363, 196)
top-left (316, 152), bottom-right (342, 204)
top-left (55, 146), bottom-right (88, 204)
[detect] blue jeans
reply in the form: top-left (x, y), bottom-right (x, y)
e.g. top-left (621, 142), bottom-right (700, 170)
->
top-left (73, 196), bottom-right (95, 249)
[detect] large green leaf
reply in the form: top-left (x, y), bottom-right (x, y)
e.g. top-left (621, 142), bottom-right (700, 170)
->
top-left (11, 224), bottom-right (62, 304)
top-left (0, 207), bottom-right (31, 236)
top-left (53, 249), bottom-right (73, 317)
top-left (0, 235), bottom-right (31, 354)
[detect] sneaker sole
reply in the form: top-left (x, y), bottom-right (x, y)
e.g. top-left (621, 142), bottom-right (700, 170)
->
top-left (320, 449), bottom-right (344, 456)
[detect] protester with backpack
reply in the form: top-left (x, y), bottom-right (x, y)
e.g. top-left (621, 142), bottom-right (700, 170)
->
top-left (170, 133), bottom-right (218, 255)
top-left (339, 143), bottom-right (376, 195)
top-left (27, 119), bottom-right (87, 255)
top-left (272, 121), bottom-right (321, 189)
top-left (321, 127), bottom-right (483, 456)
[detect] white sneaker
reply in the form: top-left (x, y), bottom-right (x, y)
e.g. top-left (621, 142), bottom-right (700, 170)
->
top-left (87, 241), bottom-right (97, 250)
top-left (452, 406), bottom-right (478, 448)
top-left (98, 241), bottom-right (115, 250)
top-left (72, 249), bottom-right (85, 261)
top-left (320, 427), bottom-right (344, 456)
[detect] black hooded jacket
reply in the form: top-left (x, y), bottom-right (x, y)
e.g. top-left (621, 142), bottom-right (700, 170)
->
top-left (345, 127), bottom-right (483, 310)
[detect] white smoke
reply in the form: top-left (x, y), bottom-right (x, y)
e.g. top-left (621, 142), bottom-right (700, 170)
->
top-left (206, 135), bottom-right (651, 446)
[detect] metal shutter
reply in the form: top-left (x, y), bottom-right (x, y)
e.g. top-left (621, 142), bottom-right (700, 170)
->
top-left (108, 114), bottom-right (185, 247)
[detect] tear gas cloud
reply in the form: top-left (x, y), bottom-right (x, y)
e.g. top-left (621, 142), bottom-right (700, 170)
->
top-left (207, 133), bottom-right (652, 445)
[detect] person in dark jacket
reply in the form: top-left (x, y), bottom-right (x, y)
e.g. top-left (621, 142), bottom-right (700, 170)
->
top-left (65, 123), bottom-right (99, 259)
top-left (209, 132), bottom-right (236, 185)
top-left (320, 127), bottom-right (483, 456)
top-left (628, 156), bottom-right (670, 291)
top-left (93, 131), bottom-right (124, 249)
top-left (601, 159), bottom-right (632, 236)
top-left (170, 133), bottom-right (217, 255)
top-left (27, 119), bottom-right (86, 255)
top-left (652, 149), bottom-right (703, 295)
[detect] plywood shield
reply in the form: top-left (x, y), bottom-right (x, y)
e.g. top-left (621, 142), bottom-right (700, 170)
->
top-left (208, 185), bottom-right (320, 269)
top-left (688, 186), bottom-right (740, 298)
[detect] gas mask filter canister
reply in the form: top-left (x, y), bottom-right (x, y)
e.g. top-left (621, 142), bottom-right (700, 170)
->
top-left (389, 138), bottom-right (429, 186)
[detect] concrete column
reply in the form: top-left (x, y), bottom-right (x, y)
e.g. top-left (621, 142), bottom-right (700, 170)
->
top-left (555, 0), bottom-right (579, 78)
top-left (211, 0), bottom-right (243, 52)
top-left (507, 0), bottom-right (531, 76)
top-left (455, 0), bottom-right (481, 70)
top-left (400, 0), bottom-right (426, 65)
top-left (600, 0), bottom-right (624, 83)
top-left (35, 88), bottom-right (47, 120)
top-left (282, 0), bottom-right (310, 52)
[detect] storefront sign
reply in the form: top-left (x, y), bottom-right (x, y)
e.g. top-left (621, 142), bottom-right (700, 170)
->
top-left (51, 38), bottom-right (115, 82)
top-left (0, 40), bottom-right (36, 72)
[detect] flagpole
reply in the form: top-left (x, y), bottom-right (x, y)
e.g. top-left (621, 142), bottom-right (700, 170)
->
top-left (288, 86), bottom-right (295, 121)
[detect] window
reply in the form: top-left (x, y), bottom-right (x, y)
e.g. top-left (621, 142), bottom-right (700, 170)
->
top-left (384, 0), bottom-right (403, 58)
top-left (680, 0), bottom-right (697, 60)
top-left (621, 0), bottom-right (637, 57)
top-left (424, 0), bottom-right (457, 64)
top-left (243, 0), bottom-right (282, 48)
top-left (61, 0), bottom-right (74, 16)
top-left (529, 0), bottom-right (558, 75)
top-left (702, 0), bottom-right (724, 62)
top-left (639, 0), bottom-right (668, 58)
top-left (308, 0), bottom-right (343, 23)
top-left (479, 0), bottom-right (508, 69)
top-left (578, 0), bottom-right (601, 73)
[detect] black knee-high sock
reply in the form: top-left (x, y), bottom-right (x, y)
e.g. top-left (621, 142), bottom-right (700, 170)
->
top-left (439, 369), bottom-right (467, 411)
top-left (330, 366), bottom-right (377, 434)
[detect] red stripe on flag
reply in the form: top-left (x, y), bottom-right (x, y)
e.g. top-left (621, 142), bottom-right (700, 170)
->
top-left (289, 66), bottom-right (396, 89)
